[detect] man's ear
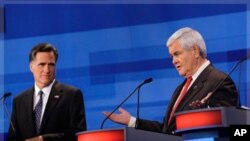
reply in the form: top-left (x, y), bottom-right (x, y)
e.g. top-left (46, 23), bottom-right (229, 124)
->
top-left (192, 45), bottom-right (200, 58)
top-left (30, 62), bottom-right (33, 73)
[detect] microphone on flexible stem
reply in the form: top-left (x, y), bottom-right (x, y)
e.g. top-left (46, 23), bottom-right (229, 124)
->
top-left (137, 78), bottom-right (153, 122)
top-left (236, 60), bottom-right (243, 107)
top-left (1, 92), bottom-right (16, 138)
top-left (100, 78), bottom-right (153, 129)
top-left (195, 55), bottom-right (249, 108)
top-left (0, 92), bottom-right (11, 101)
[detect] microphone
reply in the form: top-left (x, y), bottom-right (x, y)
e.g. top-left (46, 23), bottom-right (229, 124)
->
top-left (1, 92), bottom-right (16, 139)
top-left (100, 78), bottom-right (153, 129)
top-left (143, 78), bottom-right (153, 84)
top-left (0, 92), bottom-right (11, 101)
top-left (211, 55), bottom-right (249, 93)
top-left (136, 78), bottom-right (153, 121)
top-left (190, 55), bottom-right (249, 108)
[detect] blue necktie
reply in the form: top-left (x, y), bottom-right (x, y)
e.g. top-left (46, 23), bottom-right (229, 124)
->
top-left (34, 90), bottom-right (43, 133)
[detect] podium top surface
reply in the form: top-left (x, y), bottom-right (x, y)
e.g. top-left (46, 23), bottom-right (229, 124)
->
top-left (76, 127), bottom-right (182, 141)
top-left (76, 128), bottom-right (124, 135)
top-left (76, 128), bottom-right (124, 141)
top-left (175, 107), bottom-right (250, 133)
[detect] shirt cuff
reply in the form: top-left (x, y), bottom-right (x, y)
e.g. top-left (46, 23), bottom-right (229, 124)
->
top-left (128, 116), bottom-right (136, 127)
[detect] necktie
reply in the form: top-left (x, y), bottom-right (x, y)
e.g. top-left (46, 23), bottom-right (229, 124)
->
top-left (34, 90), bottom-right (43, 133)
top-left (168, 77), bottom-right (192, 125)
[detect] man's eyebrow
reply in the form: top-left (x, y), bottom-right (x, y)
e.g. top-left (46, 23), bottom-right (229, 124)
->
top-left (173, 50), bottom-right (181, 55)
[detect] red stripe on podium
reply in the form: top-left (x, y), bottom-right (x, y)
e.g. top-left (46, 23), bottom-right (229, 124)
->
top-left (78, 129), bottom-right (124, 141)
top-left (176, 110), bottom-right (222, 131)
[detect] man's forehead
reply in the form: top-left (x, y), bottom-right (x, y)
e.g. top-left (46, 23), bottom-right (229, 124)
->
top-left (169, 42), bottom-right (182, 53)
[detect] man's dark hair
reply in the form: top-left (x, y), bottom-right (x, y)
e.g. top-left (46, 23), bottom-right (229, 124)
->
top-left (29, 43), bottom-right (58, 62)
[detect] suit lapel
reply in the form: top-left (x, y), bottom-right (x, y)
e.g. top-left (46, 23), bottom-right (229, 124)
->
top-left (40, 81), bottom-right (62, 131)
top-left (24, 88), bottom-right (37, 134)
top-left (178, 79), bottom-right (205, 110)
top-left (177, 65), bottom-right (213, 111)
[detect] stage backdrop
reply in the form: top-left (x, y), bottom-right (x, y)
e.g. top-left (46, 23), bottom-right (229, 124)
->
top-left (0, 2), bottom-right (249, 140)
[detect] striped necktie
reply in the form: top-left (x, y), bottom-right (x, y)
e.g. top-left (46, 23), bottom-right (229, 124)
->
top-left (34, 90), bottom-right (43, 133)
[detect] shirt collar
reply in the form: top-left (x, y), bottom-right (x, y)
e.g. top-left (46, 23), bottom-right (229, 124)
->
top-left (191, 60), bottom-right (210, 81)
top-left (34, 79), bottom-right (55, 96)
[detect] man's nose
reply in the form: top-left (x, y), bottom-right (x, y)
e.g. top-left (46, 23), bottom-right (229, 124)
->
top-left (43, 65), bottom-right (50, 72)
top-left (172, 57), bottom-right (177, 64)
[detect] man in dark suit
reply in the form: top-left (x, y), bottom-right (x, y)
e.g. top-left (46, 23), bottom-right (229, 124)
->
top-left (103, 27), bottom-right (238, 135)
top-left (7, 43), bottom-right (86, 141)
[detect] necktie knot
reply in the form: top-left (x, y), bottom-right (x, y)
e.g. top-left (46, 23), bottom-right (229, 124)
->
top-left (38, 90), bottom-right (43, 97)
top-left (186, 77), bottom-right (192, 84)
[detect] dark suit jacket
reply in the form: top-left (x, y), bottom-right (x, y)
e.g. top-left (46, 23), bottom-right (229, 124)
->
top-left (136, 64), bottom-right (238, 134)
top-left (8, 81), bottom-right (87, 141)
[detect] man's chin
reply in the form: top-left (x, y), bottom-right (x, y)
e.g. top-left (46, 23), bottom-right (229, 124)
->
top-left (179, 73), bottom-right (187, 78)
top-left (178, 71), bottom-right (184, 76)
top-left (42, 80), bottom-right (53, 86)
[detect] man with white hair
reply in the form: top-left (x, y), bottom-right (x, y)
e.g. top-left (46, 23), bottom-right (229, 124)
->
top-left (103, 27), bottom-right (238, 135)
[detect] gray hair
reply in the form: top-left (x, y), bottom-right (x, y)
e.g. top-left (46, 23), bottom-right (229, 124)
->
top-left (166, 27), bottom-right (207, 58)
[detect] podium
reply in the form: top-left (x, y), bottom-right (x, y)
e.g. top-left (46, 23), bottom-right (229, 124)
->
top-left (76, 127), bottom-right (182, 141)
top-left (76, 107), bottom-right (250, 141)
top-left (175, 107), bottom-right (250, 141)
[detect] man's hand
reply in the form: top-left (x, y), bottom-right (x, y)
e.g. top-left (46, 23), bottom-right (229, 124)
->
top-left (103, 107), bottom-right (131, 125)
top-left (25, 135), bottom-right (43, 141)
top-left (189, 92), bottom-right (213, 109)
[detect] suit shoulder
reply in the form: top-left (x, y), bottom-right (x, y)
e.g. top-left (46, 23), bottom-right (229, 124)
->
top-left (211, 67), bottom-right (227, 76)
top-left (57, 82), bottom-right (79, 90)
top-left (206, 66), bottom-right (228, 79)
top-left (14, 87), bottom-right (33, 101)
top-left (54, 81), bottom-right (83, 94)
top-left (205, 66), bottom-right (236, 86)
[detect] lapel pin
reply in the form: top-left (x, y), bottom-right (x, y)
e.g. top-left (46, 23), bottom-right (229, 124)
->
top-left (54, 95), bottom-right (60, 99)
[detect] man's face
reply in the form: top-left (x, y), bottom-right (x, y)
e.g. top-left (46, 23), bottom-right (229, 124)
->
top-left (168, 41), bottom-right (198, 77)
top-left (30, 52), bottom-right (56, 89)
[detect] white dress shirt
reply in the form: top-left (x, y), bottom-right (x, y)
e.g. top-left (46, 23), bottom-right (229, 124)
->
top-left (34, 79), bottom-right (55, 124)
